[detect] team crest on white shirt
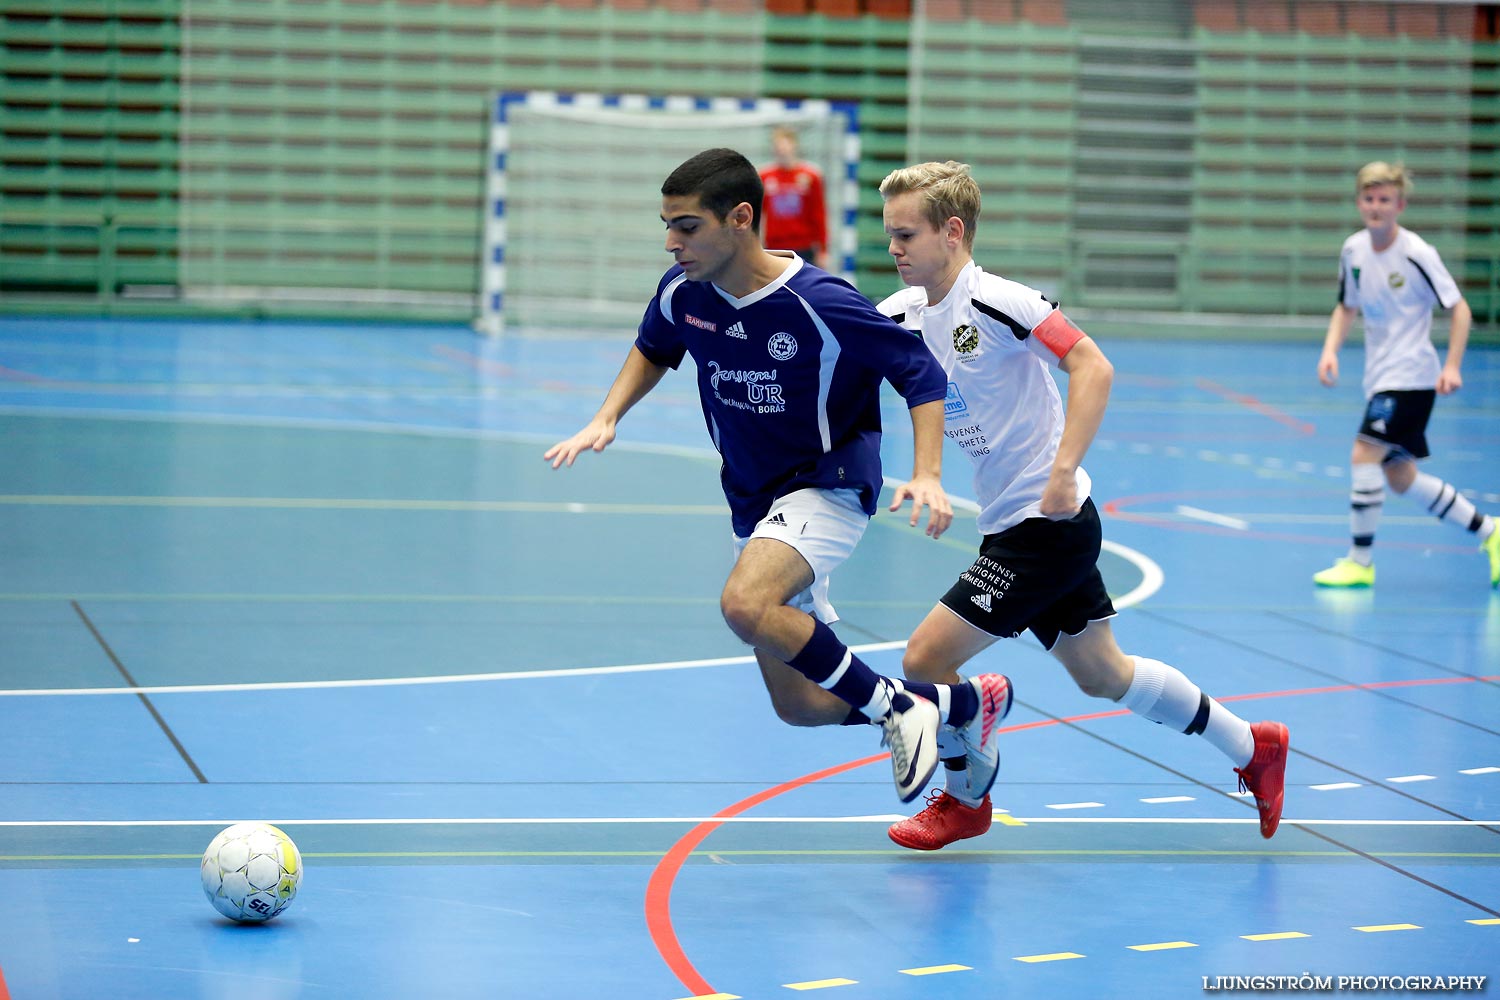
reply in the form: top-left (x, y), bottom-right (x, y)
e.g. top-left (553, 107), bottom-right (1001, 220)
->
top-left (952, 324), bottom-right (980, 355)
top-left (768, 332), bottom-right (798, 361)
top-left (1388, 271), bottom-right (1405, 288)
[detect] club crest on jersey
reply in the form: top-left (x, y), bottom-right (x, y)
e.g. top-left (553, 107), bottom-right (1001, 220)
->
top-left (768, 332), bottom-right (798, 361)
top-left (952, 324), bottom-right (980, 354)
top-left (1388, 271), bottom-right (1405, 288)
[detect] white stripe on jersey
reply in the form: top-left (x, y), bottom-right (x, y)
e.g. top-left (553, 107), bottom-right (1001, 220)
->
top-left (659, 273), bottom-right (689, 325)
top-left (791, 288), bottom-right (841, 453)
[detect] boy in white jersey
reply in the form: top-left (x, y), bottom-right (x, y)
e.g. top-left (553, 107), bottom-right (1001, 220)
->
top-left (1313, 161), bottom-right (1499, 589)
top-left (545, 148), bottom-right (1013, 804)
top-left (876, 161), bottom-right (1289, 849)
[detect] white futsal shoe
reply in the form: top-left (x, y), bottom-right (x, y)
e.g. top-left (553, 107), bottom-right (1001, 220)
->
top-left (879, 688), bottom-right (940, 804)
top-left (953, 673), bottom-right (1014, 799)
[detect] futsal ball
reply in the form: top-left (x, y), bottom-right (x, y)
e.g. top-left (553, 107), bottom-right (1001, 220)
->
top-left (200, 822), bottom-right (303, 922)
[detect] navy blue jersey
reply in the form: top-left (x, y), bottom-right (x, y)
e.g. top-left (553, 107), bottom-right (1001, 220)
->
top-left (636, 255), bottom-right (946, 537)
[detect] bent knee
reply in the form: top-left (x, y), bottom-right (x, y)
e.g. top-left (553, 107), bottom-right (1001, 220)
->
top-left (1065, 657), bottom-right (1132, 701)
top-left (1074, 673), bottom-right (1120, 700)
top-left (902, 637), bottom-right (966, 684)
top-left (720, 587), bottom-right (770, 644)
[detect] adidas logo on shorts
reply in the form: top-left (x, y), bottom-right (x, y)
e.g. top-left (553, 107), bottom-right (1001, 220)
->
top-left (766, 512), bottom-right (788, 527)
top-left (970, 592), bottom-right (993, 612)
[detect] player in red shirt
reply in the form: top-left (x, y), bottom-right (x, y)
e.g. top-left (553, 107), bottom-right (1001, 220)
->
top-left (760, 126), bottom-right (829, 270)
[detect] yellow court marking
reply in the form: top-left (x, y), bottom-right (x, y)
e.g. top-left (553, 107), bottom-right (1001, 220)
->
top-left (1353, 923), bottom-right (1421, 933)
top-left (783, 979), bottom-right (857, 991)
top-left (993, 814), bottom-right (1027, 827)
top-left (1241, 932), bottom-right (1310, 941)
top-left (900, 965), bottom-right (972, 976)
top-left (1467, 918), bottom-right (1500, 925)
top-left (1015, 952), bottom-right (1085, 964)
top-left (1128, 941), bottom-right (1197, 952)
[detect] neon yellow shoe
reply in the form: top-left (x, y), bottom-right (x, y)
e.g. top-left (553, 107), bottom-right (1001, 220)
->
top-left (1483, 529), bottom-right (1500, 589)
top-left (1313, 558), bottom-right (1375, 588)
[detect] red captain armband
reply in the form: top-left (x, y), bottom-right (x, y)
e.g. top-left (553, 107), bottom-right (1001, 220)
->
top-left (1032, 310), bottom-right (1085, 360)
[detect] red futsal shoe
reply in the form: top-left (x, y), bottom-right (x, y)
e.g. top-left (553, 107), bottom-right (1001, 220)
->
top-left (887, 789), bottom-right (992, 851)
top-left (1235, 721), bottom-right (1290, 839)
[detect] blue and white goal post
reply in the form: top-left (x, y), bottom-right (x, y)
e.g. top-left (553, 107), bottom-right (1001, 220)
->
top-left (475, 91), bottom-right (860, 337)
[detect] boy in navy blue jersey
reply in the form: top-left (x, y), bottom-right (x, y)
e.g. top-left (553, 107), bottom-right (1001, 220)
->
top-left (546, 148), bottom-right (1014, 803)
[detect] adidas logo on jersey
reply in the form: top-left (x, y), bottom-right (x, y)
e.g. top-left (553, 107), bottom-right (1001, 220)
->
top-left (765, 512), bottom-right (788, 527)
top-left (970, 592), bottom-right (993, 612)
top-left (725, 321), bottom-right (748, 340)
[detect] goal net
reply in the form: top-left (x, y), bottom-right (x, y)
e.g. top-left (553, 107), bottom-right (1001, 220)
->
top-left (477, 92), bottom-right (860, 336)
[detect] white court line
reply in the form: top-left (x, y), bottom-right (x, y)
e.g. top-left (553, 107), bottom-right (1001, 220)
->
top-left (0, 644), bottom-right (905, 697)
top-left (0, 406), bottom-right (725, 465)
top-left (0, 494), bottom-right (730, 516)
top-left (1173, 505), bottom-right (1250, 531)
top-left (0, 492), bottom-right (1162, 698)
top-left (1, 817), bottom-right (1497, 828)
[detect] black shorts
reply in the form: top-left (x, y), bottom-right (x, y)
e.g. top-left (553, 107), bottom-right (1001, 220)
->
top-left (1358, 389), bottom-right (1435, 460)
top-left (940, 497), bottom-right (1117, 650)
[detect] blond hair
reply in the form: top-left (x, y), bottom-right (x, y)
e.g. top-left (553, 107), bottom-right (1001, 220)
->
top-left (879, 160), bottom-right (980, 249)
top-left (1356, 161), bottom-right (1413, 197)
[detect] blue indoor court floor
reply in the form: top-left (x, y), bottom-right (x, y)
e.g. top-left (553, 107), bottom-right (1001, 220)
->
top-left (0, 315), bottom-right (1496, 999)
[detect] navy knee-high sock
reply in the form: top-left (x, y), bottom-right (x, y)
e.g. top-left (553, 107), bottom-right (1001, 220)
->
top-left (784, 621), bottom-right (976, 727)
top-left (835, 677), bottom-right (980, 728)
top-left (786, 620), bottom-right (900, 721)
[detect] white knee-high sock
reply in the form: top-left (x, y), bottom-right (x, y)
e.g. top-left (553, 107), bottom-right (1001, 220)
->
top-left (1347, 462), bottom-right (1384, 566)
top-left (936, 730), bottom-right (983, 807)
top-left (1404, 471), bottom-right (1490, 537)
top-left (1121, 656), bottom-right (1255, 768)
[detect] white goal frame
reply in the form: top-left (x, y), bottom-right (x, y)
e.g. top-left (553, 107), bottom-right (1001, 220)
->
top-left (476, 91), bottom-right (861, 336)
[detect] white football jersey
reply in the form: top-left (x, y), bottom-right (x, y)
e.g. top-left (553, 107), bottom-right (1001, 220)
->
top-left (1337, 227), bottom-right (1462, 398)
top-left (878, 262), bottom-right (1091, 535)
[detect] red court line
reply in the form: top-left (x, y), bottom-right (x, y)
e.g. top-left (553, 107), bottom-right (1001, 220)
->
top-left (646, 672), bottom-right (1499, 996)
top-left (0, 363), bottom-right (56, 383)
top-left (430, 343), bottom-right (513, 379)
top-left (644, 750), bottom-right (889, 998)
top-left (1195, 377), bottom-right (1316, 435)
top-left (0, 960), bottom-right (10, 1000)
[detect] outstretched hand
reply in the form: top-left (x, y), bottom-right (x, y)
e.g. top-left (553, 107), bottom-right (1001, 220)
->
top-left (543, 418), bottom-right (617, 469)
top-left (889, 475), bottom-right (952, 538)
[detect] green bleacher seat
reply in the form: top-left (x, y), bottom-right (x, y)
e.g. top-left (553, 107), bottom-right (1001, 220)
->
top-left (4, 3), bottom-right (1497, 326)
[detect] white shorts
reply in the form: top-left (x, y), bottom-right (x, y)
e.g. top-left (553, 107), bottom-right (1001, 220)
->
top-left (731, 487), bottom-right (868, 624)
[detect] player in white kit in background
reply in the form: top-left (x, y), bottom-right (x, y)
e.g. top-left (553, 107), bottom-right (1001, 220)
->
top-left (1313, 160), bottom-right (1499, 590)
top-left (875, 160), bottom-right (1290, 850)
